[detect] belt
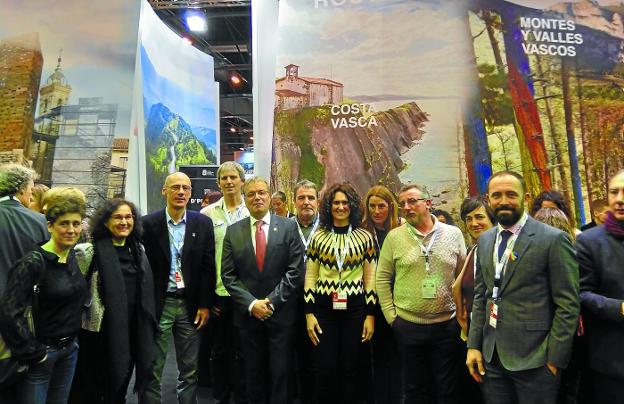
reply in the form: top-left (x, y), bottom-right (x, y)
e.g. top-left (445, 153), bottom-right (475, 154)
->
top-left (40, 336), bottom-right (75, 348)
top-left (166, 290), bottom-right (186, 299)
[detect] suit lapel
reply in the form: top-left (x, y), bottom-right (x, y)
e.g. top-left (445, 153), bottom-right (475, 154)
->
top-left (479, 230), bottom-right (497, 284)
top-left (264, 215), bottom-right (282, 267)
top-left (181, 212), bottom-right (195, 269)
top-left (499, 219), bottom-right (535, 293)
top-left (157, 210), bottom-right (172, 264)
top-left (239, 218), bottom-right (259, 272)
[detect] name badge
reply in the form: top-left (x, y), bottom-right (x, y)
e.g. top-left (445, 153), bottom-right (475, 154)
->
top-left (489, 302), bottom-right (498, 328)
top-left (174, 270), bottom-right (185, 289)
top-left (421, 279), bottom-right (437, 299)
top-left (332, 291), bottom-right (347, 310)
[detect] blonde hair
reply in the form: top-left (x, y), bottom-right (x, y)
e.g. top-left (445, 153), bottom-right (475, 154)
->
top-left (533, 207), bottom-right (576, 240)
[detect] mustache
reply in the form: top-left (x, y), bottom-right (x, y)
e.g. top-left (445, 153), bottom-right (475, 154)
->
top-left (495, 206), bottom-right (515, 212)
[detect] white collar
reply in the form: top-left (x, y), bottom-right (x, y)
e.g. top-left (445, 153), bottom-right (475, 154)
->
top-left (250, 211), bottom-right (271, 227)
top-left (166, 208), bottom-right (187, 225)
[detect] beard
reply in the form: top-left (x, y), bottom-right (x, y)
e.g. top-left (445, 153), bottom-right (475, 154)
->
top-left (495, 206), bottom-right (523, 226)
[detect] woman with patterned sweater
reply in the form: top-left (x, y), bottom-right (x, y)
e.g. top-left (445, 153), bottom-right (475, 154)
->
top-left (304, 182), bottom-right (376, 403)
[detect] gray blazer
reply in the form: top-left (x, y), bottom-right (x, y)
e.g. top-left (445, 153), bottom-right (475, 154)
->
top-left (467, 216), bottom-right (579, 370)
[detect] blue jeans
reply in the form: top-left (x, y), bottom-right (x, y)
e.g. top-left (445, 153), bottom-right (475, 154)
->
top-left (21, 338), bottom-right (79, 404)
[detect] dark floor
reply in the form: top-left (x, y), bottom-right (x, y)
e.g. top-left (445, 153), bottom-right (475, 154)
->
top-left (126, 339), bottom-right (214, 404)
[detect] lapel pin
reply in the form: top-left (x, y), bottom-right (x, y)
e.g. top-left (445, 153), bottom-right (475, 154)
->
top-left (192, 232), bottom-right (196, 237)
top-left (273, 227), bottom-right (278, 232)
top-left (510, 251), bottom-right (518, 261)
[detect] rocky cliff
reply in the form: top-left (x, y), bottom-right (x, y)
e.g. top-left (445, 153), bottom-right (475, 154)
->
top-left (271, 102), bottom-right (428, 197)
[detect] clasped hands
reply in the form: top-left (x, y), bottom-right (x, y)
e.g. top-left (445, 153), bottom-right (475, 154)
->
top-left (252, 298), bottom-right (274, 321)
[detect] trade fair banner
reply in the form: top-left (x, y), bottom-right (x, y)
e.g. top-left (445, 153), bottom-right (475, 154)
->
top-left (271, 0), bottom-right (624, 227)
top-left (128, 0), bottom-right (219, 213)
top-left (0, 0), bottom-right (139, 209)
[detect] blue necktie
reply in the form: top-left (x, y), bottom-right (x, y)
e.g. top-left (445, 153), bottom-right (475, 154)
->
top-left (498, 230), bottom-right (513, 261)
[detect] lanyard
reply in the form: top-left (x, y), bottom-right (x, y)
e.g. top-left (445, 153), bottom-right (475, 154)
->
top-left (297, 215), bottom-right (319, 252)
top-left (407, 224), bottom-right (438, 274)
top-left (491, 214), bottom-right (528, 299)
top-left (167, 220), bottom-right (185, 263)
top-left (332, 225), bottom-right (352, 289)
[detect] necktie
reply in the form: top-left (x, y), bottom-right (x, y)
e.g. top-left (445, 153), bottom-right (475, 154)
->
top-left (498, 230), bottom-right (513, 261)
top-left (255, 220), bottom-right (266, 273)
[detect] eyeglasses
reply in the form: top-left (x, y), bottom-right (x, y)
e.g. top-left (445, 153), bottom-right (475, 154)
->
top-left (168, 185), bottom-right (192, 192)
top-left (111, 214), bottom-right (134, 222)
top-left (399, 198), bottom-right (426, 208)
top-left (245, 190), bottom-right (269, 198)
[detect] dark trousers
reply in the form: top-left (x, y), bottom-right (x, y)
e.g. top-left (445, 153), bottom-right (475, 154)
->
top-left (314, 301), bottom-right (365, 404)
top-left (294, 299), bottom-right (315, 404)
top-left (482, 350), bottom-right (560, 404)
top-left (239, 322), bottom-right (295, 404)
top-left (591, 371), bottom-right (623, 403)
top-left (393, 317), bottom-right (461, 404)
top-left (209, 296), bottom-right (246, 404)
top-left (371, 306), bottom-right (401, 404)
top-left (69, 327), bottom-right (136, 404)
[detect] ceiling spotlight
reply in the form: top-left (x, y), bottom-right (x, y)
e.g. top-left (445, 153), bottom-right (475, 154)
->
top-left (186, 14), bottom-right (207, 32)
top-left (181, 36), bottom-right (193, 46)
top-left (230, 72), bottom-right (242, 86)
top-left (229, 127), bottom-right (237, 133)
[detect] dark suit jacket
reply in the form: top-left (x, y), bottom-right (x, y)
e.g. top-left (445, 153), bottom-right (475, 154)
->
top-left (142, 209), bottom-right (215, 320)
top-left (0, 198), bottom-right (48, 296)
top-left (467, 216), bottom-right (579, 371)
top-left (221, 214), bottom-right (305, 328)
top-left (577, 226), bottom-right (624, 379)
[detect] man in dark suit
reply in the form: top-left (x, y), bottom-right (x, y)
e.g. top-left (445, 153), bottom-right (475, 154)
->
top-left (0, 164), bottom-right (48, 402)
top-left (221, 177), bottom-right (305, 404)
top-left (142, 171), bottom-right (215, 404)
top-left (577, 169), bottom-right (624, 402)
top-left (466, 171), bottom-right (579, 404)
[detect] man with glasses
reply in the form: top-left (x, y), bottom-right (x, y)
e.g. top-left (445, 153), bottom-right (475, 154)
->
top-left (221, 177), bottom-right (305, 404)
top-left (142, 171), bottom-right (216, 404)
top-left (376, 184), bottom-right (466, 403)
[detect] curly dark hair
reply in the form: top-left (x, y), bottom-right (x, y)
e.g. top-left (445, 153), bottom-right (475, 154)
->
top-left (89, 198), bottom-right (143, 241)
top-left (319, 182), bottom-right (362, 230)
top-left (530, 190), bottom-right (571, 218)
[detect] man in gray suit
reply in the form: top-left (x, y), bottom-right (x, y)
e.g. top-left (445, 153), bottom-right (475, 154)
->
top-left (466, 171), bottom-right (579, 404)
top-left (221, 177), bottom-right (305, 404)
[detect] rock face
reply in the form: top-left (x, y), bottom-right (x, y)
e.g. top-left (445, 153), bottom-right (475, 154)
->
top-left (271, 102), bottom-right (428, 198)
top-left (549, 0), bottom-right (624, 39)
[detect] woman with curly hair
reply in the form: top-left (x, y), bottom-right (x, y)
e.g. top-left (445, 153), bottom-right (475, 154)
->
top-left (0, 188), bottom-right (87, 404)
top-left (69, 198), bottom-right (157, 403)
top-left (304, 182), bottom-right (377, 403)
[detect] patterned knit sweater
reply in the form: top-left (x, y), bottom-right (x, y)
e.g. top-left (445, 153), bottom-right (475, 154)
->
top-left (304, 226), bottom-right (377, 314)
top-left (376, 219), bottom-right (466, 325)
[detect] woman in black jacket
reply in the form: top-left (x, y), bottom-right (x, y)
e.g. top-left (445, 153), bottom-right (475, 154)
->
top-left (69, 198), bottom-right (157, 403)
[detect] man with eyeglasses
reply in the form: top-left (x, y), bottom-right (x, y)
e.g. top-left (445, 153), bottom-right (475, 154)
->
top-left (142, 171), bottom-right (216, 404)
top-left (221, 177), bottom-right (305, 404)
top-left (376, 184), bottom-right (466, 403)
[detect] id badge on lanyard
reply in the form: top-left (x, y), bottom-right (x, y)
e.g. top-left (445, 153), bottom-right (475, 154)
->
top-left (333, 226), bottom-right (352, 310)
top-left (174, 253), bottom-right (185, 289)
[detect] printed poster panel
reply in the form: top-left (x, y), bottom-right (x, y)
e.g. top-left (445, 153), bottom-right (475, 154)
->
top-left (271, 0), bottom-right (624, 227)
top-left (137, 1), bottom-right (219, 213)
top-left (0, 0), bottom-right (140, 209)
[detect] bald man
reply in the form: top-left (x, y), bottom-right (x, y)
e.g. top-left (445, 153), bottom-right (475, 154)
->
top-left (142, 172), bottom-right (216, 404)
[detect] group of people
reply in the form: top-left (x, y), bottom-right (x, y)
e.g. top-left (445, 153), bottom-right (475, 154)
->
top-left (1, 160), bottom-right (623, 404)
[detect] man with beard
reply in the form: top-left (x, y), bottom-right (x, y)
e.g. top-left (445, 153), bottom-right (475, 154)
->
top-left (577, 169), bottom-right (624, 402)
top-left (466, 171), bottom-right (579, 404)
top-left (376, 184), bottom-right (466, 403)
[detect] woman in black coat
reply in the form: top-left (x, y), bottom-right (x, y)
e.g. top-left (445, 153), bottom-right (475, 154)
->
top-left (69, 198), bottom-right (157, 403)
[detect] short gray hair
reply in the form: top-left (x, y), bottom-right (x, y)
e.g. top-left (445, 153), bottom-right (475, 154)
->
top-left (0, 163), bottom-right (36, 197)
top-left (243, 176), bottom-right (269, 194)
top-left (293, 179), bottom-right (319, 198)
top-left (217, 161), bottom-right (245, 182)
top-left (399, 183), bottom-right (430, 199)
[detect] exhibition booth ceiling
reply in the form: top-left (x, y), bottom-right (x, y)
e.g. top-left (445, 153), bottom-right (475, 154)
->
top-left (150, 0), bottom-right (252, 160)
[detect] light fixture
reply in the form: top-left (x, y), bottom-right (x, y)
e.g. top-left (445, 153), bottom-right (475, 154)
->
top-left (186, 13), bottom-right (207, 32)
top-left (181, 36), bottom-right (193, 46)
top-left (229, 72), bottom-right (242, 86)
top-left (229, 127), bottom-right (237, 133)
